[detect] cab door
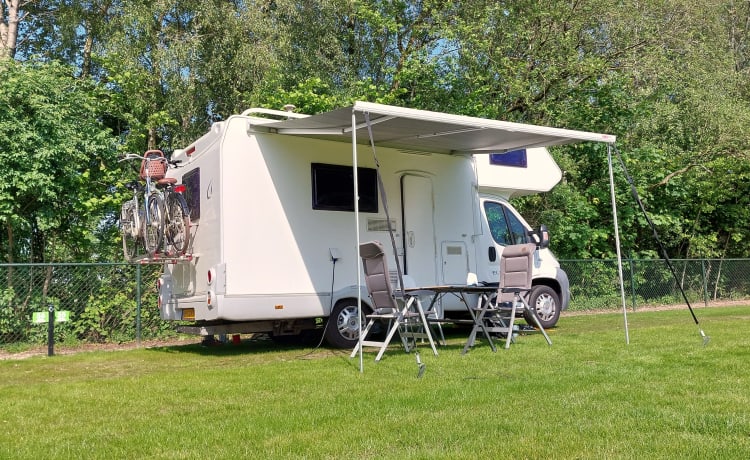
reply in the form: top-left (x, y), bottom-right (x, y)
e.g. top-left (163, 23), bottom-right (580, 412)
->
top-left (478, 199), bottom-right (530, 282)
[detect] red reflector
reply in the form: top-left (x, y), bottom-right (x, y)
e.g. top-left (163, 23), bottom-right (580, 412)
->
top-left (207, 270), bottom-right (212, 284)
top-left (174, 184), bottom-right (186, 193)
top-left (186, 146), bottom-right (196, 156)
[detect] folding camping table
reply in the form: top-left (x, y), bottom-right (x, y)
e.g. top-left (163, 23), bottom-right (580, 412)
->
top-left (404, 284), bottom-right (500, 353)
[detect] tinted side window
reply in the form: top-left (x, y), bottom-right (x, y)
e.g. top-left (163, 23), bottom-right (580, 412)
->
top-left (182, 168), bottom-right (200, 221)
top-left (311, 163), bottom-right (378, 213)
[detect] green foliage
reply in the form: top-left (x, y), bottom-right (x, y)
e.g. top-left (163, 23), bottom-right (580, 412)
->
top-left (3, 0), bottom-right (750, 261)
top-left (0, 288), bottom-right (22, 342)
top-left (0, 60), bottom-right (119, 263)
top-left (259, 78), bottom-right (344, 115)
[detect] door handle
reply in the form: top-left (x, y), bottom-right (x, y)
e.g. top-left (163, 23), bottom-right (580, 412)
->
top-left (407, 231), bottom-right (415, 248)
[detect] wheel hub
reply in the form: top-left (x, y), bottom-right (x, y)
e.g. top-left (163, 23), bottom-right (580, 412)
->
top-left (337, 306), bottom-right (360, 340)
top-left (536, 294), bottom-right (555, 320)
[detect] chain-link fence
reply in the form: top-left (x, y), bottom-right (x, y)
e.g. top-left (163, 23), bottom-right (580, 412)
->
top-left (560, 258), bottom-right (750, 310)
top-left (0, 263), bottom-right (169, 350)
top-left (2, 259), bottom-right (750, 352)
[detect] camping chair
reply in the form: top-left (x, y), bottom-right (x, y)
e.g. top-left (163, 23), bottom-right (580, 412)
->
top-left (350, 241), bottom-right (438, 361)
top-left (469, 243), bottom-right (552, 349)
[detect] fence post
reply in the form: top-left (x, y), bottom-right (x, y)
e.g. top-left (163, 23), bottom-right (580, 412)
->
top-left (629, 257), bottom-right (637, 311)
top-left (701, 259), bottom-right (708, 307)
top-left (47, 303), bottom-right (55, 357)
top-left (136, 263), bottom-right (142, 346)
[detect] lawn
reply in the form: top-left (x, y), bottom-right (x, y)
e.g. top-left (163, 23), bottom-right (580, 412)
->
top-left (1, 306), bottom-right (749, 459)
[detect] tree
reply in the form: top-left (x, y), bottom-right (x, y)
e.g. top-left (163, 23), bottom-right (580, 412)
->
top-left (0, 60), bottom-right (118, 263)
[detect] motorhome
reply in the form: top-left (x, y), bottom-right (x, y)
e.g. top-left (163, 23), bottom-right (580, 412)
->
top-left (155, 102), bottom-right (615, 347)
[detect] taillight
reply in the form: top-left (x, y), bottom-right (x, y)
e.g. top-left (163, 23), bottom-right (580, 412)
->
top-left (174, 184), bottom-right (186, 193)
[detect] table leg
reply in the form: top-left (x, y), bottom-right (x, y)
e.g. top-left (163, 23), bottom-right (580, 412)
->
top-left (461, 292), bottom-right (496, 354)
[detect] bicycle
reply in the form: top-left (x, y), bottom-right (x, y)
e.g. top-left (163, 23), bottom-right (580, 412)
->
top-left (119, 150), bottom-right (191, 261)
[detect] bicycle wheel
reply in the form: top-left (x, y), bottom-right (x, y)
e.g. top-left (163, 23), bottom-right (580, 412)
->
top-left (120, 200), bottom-right (139, 261)
top-left (143, 192), bottom-right (165, 257)
top-left (164, 192), bottom-right (190, 257)
top-left (164, 191), bottom-right (191, 256)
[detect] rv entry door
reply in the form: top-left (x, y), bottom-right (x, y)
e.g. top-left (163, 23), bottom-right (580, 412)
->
top-left (401, 175), bottom-right (437, 287)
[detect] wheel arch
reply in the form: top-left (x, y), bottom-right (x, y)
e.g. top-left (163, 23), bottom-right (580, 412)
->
top-left (532, 268), bottom-right (570, 311)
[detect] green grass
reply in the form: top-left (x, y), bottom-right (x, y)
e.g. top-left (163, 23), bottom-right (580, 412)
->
top-left (1, 306), bottom-right (749, 459)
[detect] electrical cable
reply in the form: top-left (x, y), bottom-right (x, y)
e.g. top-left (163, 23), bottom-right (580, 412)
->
top-left (296, 255), bottom-right (338, 359)
top-left (613, 146), bottom-right (709, 345)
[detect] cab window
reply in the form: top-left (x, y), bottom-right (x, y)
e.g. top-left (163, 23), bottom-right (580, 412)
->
top-left (484, 201), bottom-right (528, 246)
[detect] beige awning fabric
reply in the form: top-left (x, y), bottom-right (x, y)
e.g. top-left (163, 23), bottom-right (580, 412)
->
top-left (247, 101), bottom-right (616, 155)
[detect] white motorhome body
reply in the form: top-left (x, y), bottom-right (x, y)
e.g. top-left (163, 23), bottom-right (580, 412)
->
top-left (158, 102), bottom-right (615, 347)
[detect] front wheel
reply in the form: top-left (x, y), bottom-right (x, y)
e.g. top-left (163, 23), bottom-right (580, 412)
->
top-left (143, 193), bottom-right (164, 257)
top-left (523, 285), bottom-right (561, 329)
top-left (324, 299), bottom-right (369, 349)
top-left (164, 191), bottom-right (191, 257)
top-left (120, 200), bottom-right (139, 261)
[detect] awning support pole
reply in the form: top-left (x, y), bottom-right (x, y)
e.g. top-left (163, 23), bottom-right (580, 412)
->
top-left (609, 145), bottom-right (630, 344)
top-left (352, 110), bottom-right (364, 373)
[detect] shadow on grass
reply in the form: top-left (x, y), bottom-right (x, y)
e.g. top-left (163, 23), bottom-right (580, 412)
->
top-left (139, 322), bottom-right (554, 362)
top-left (143, 333), bottom-right (326, 357)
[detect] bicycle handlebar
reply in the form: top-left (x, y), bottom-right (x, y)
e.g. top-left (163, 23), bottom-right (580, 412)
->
top-left (118, 153), bottom-right (168, 163)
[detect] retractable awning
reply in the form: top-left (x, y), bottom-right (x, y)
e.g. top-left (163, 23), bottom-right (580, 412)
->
top-left (248, 101), bottom-right (616, 154)
top-left (248, 101), bottom-right (626, 370)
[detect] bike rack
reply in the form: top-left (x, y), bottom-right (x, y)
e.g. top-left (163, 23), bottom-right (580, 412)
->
top-left (135, 254), bottom-right (194, 265)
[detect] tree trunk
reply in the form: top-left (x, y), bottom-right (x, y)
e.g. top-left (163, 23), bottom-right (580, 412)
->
top-left (80, 20), bottom-right (94, 78)
top-left (0, 0), bottom-right (22, 60)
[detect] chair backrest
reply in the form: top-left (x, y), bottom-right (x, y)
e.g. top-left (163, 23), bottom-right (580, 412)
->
top-left (359, 241), bottom-right (398, 312)
top-left (497, 243), bottom-right (535, 302)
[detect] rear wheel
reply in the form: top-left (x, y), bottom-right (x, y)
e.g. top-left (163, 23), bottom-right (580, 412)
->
top-left (325, 299), bottom-right (369, 349)
top-left (164, 191), bottom-right (191, 256)
top-left (523, 285), bottom-right (561, 329)
top-left (120, 201), bottom-right (138, 261)
top-left (143, 193), bottom-right (164, 257)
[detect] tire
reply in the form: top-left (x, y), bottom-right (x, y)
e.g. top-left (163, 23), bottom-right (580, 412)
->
top-left (324, 299), bottom-right (369, 349)
top-left (523, 285), bottom-right (561, 329)
top-left (120, 200), bottom-right (139, 261)
top-left (143, 193), bottom-right (164, 257)
top-left (164, 191), bottom-right (191, 257)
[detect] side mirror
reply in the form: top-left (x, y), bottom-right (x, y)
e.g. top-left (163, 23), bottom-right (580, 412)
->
top-left (536, 224), bottom-right (550, 249)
